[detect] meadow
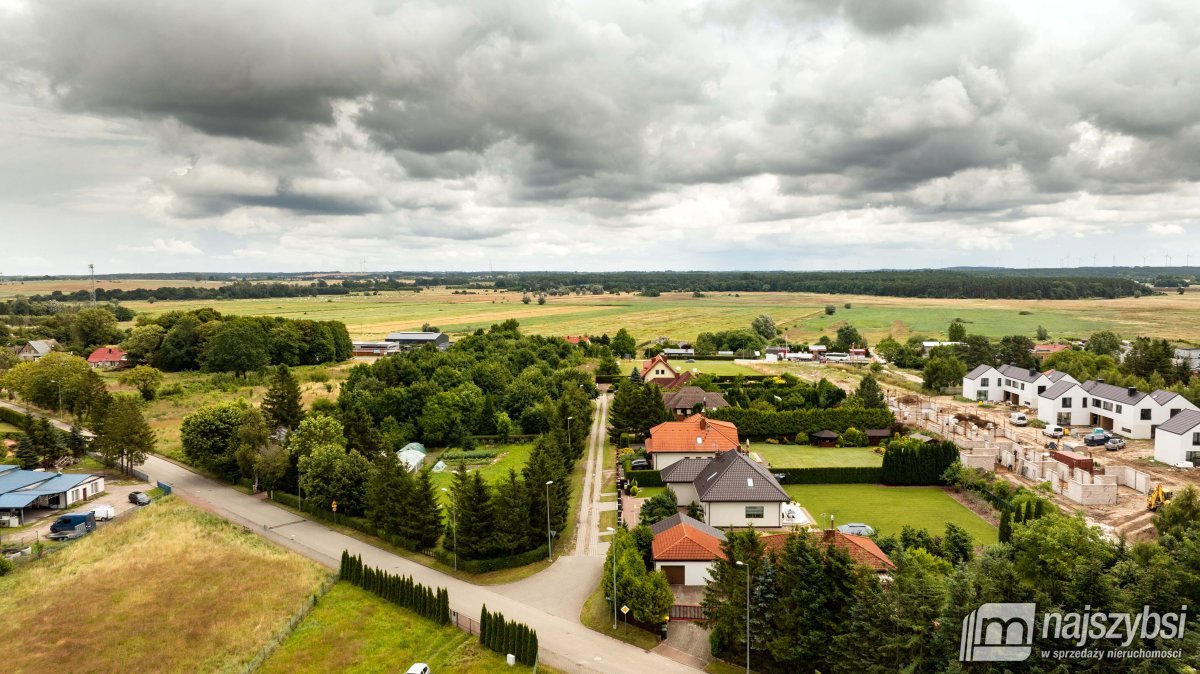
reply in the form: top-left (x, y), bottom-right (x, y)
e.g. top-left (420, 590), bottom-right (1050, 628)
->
top-left (260, 582), bottom-right (536, 674)
top-left (750, 443), bottom-right (883, 468)
top-left (108, 286), bottom-right (1200, 345)
top-left (0, 497), bottom-right (328, 673)
top-left (783, 484), bottom-right (998, 544)
top-left (428, 442), bottom-right (534, 503)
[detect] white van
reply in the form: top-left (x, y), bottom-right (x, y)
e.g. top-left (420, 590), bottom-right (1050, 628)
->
top-left (89, 504), bottom-right (116, 521)
top-left (1009, 412), bottom-right (1028, 426)
top-left (1042, 425), bottom-right (1064, 438)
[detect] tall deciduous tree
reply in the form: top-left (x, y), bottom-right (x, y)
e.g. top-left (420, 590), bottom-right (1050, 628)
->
top-left (262, 365), bottom-right (304, 431)
top-left (119, 365), bottom-right (164, 401)
top-left (180, 399), bottom-right (250, 480)
top-left (751, 315), bottom-right (778, 340)
top-left (96, 394), bottom-right (155, 475)
top-left (947, 320), bottom-right (967, 342)
top-left (201, 319), bottom-right (270, 376)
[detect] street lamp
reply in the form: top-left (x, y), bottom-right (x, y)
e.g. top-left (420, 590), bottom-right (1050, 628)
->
top-left (566, 416), bottom-right (574, 450)
top-left (607, 526), bottom-right (617, 629)
top-left (49, 379), bottom-right (62, 417)
top-left (441, 487), bottom-right (457, 571)
top-left (735, 560), bottom-right (750, 674)
top-left (545, 480), bottom-right (555, 562)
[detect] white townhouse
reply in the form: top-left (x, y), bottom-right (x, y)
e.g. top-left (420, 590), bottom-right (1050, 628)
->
top-left (1036, 380), bottom-right (1199, 439)
top-left (962, 364), bottom-right (1076, 410)
top-left (1153, 410), bottom-right (1200, 466)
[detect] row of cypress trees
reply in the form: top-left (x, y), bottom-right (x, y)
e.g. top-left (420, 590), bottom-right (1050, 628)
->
top-left (879, 437), bottom-right (960, 485)
top-left (339, 551), bottom-right (450, 625)
top-left (479, 605), bottom-right (538, 666)
top-left (998, 497), bottom-right (1049, 542)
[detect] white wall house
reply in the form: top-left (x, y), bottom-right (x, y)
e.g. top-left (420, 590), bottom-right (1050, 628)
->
top-left (693, 451), bottom-right (789, 528)
top-left (1153, 410), bottom-right (1200, 466)
top-left (650, 514), bottom-right (727, 586)
top-left (1038, 380), bottom-right (1199, 439)
top-left (963, 364), bottom-right (1076, 410)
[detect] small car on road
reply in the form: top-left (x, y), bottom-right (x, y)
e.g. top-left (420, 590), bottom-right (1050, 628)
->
top-left (128, 491), bottom-right (151, 506)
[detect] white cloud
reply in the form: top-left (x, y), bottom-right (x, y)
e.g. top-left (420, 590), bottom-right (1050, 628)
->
top-left (1148, 223), bottom-right (1185, 236)
top-left (119, 238), bottom-right (204, 255)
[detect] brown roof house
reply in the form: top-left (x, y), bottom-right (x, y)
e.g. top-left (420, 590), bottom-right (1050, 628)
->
top-left (650, 513), bottom-right (728, 585)
top-left (645, 414), bottom-right (740, 470)
top-left (662, 386), bottom-right (729, 419)
top-left (640, 354), bottom-right (694, 389)
top-left (761, 529), bottom-right (894, 573)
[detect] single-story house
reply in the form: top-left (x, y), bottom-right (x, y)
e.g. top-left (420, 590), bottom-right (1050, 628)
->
top-left (384, 331), bottom-right (450, 351)
top-left (16, 339), bottom-right (59, 361)
top-left (1036, 380), bottom-right (1198, 439)
top-left (1153, 409), bottom-right (1200, 466)
top-left (865, 429), bottom-right (892, 446)
top-left (1033, 343), bottom-right (1071, 361)
top-left (651, 513), bottom-right (727, 586)
top-left (662, 386), bottom-right (729, 418)
top-left (87, 346), bottom-right (127, 368)
top-left (352, 341), bottom-right (399, 357)
top-left (564, 335), bottom-right (590, 346)
top-left (0, 465), bottom-right (105, 524)
top-left (645, 414), bottom-right (740, 470)
top-left (761, 529), bottom-right (894, 573)
top-left (639, 354), bottom-right (694, 389)
top-left (663, 348), bottom-right (695, 358)
top-left (809, 430), bottom-right (839, 447)
top-left (693, 450), bottom-right (790, 527)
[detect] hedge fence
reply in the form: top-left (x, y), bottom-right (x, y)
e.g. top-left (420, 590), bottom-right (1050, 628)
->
top-left (706, 407), bottom-right (895, 439)
top-left (339, 551), bottom-right (449, 625)
top-left (622, 458), bottom-right (665, 488)
top-left (772, 467), bottom-right (883, 485)
top-left (432, 545), bottom-right (550, 574)
top-left (480, 605), bottom-right (539, 666)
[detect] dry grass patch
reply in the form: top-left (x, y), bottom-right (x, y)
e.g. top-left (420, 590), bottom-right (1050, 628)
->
top-left (0, 497), bottom-right (327, 674)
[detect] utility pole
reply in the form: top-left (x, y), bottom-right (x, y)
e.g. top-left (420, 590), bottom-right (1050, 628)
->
top-left (88, 263), bottom-right (96, 307)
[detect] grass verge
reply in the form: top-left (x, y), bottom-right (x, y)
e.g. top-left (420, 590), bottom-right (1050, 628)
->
top-left (783, 484), bottom-right (998, 544)
top-left (749, 443), bottom-right (883, 468)
top-left (579, 585), bottom-right (661, 651)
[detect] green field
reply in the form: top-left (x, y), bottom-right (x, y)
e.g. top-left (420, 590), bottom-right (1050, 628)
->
top-left (110, 286), bottom-right (1200, 344)
top-left (784, 484), bottom-right (998, 544)
top-left (750, 444), bottom-right (883, 468)
top-left (428, 443), bottom-right (533, 503)
top-left (0, 421), bottom-right (22, 434)
top-left (261, 582), bottom-right (534, 674)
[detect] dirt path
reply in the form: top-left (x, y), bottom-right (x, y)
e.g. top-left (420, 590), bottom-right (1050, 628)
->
top-left (574, 393), bottom-right (610, 557)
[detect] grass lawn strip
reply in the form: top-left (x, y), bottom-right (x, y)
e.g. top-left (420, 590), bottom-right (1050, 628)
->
top-left (750, 443), bottom-right (883, 468)
top-left (783, 484), bottom-right (998, 545)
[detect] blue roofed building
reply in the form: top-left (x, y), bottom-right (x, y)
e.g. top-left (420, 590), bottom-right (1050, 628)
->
top-left (0, 464), bottom-right (105, 525)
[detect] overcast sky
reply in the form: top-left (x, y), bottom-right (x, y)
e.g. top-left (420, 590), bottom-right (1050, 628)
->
top-left (1, 0), bottom-right (1198, 275)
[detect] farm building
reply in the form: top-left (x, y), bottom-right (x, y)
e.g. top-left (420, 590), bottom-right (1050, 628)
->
top-left (0, 464), bottom-right (104, 524)
top-left (1153, 410), bottom-right (1200, 466)
top-left (650, 514), bottom-right (727, 586)
top-left (383, 332), bottom-right (450, 351)
top-left (351, 341), bottom-right (399, 357)
top-left (1032, 343), bottom-right (1071, 361)
top-left (645, 414), bottom-right (740, 470)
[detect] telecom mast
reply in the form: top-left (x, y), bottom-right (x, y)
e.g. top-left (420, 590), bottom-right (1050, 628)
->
top-left (89, 263), bottom-right (96, 306)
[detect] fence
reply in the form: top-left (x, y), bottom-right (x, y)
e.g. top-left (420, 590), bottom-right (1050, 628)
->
top-left (157, 481), bottom-right (173, 496)
top-left (451, 609), bottom-right (481, 636)
top-left (669, 604), bottom-right (708, 622)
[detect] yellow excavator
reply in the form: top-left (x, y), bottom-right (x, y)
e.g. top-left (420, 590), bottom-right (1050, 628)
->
top-left (1147, 485), bottom-right (1173, 511)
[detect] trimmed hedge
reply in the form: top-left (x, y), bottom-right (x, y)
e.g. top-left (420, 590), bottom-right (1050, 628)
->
top-left (880, 438), bottom-right (960, 485)
top-left (773, 467), bottom-right (883, 485)
top-left (431, 545), bottom-right (549, 573)
top-left (706, 407), bottom-right (895, 439)
top-left (340, 551), bottom-right (449, 625)
top-left (440, 448), bottom-right (500, 461)
top-left (272, 492), bottom-right (421, 551)
top-left (622, 459), bottom-right (664, 487)
top-left (481, 605), bottom-right (538, 666)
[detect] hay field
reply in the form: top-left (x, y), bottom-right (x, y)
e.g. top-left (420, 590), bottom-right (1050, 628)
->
top-left (116, 287), bottom-right (1200, 345)
top-left (0, 277), bottom-right (229, 298)
top-left (0, 497), bottom-right (327, 674)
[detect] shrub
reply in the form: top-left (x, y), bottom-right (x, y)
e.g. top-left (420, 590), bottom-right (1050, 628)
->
top-left (439, 448), bottom-right (501, 461)
top-left (707, 407), bottom-right (895, 439)
top-left (773, 467), bottom-right (882, 484)
top-left (308, 369), bottom-right (331, 383)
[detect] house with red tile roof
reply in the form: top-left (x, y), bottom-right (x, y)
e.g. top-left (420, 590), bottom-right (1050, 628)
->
top-left (87, 346), bottom-right (127, 369)
top-left (645, 414), bottom-right (740, 470)
top-left (639, 354), bottom-right (693, 389)
top-left (1033, 343), bottom-right (1071, 361)
top-left (563, 335), bottom-right (590, 345)
top-left (650, 513), bottom-right (727, 585)
top-left (761, 529), bottom-right (894, 573)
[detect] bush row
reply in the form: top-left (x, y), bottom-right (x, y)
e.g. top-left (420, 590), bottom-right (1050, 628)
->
top-left (880, 439), bottom-right (960, 485)
top-left (481, 605), bottom-right (538, 666)
top-left (339, 551), bottom-right (450, 625)
top-left (622, 459), bottom-right (665, 487)
top-left (706, 407), bottom-right (895, 439)
top-left (272, 492), bottom-right (421, 551)
top-left (772, 467), bottom-right (883, 485)
top-left (440, 448), bottom-right (500, 461)
top-left (431, 545), bottom-right (550, 574)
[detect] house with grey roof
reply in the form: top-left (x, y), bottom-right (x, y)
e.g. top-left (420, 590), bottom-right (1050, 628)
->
top-left (383, 331), bottom-right (450, 351)
top-left (662, 386), bottom-right (729, 419)
top-left (15, 339), bottom-right (59, 361)
top-left (1153, 409), bottom-right (1200, 466)
top-left (691, 450), bottom-right (790, 528)
top-left (962, 363), bottom-right (1076, 410)
top-left (1037, 379), bottom-right (1199, 439)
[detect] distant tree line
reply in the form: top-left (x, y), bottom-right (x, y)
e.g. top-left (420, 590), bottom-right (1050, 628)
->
top-left (20, 278), bottom-right (425, 304)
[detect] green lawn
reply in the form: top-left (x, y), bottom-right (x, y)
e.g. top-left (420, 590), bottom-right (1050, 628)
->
top-left (750, 443), bottom-right (883, 468)
top-left (783, 484), bottom-right (997, 545)
top-left (0, 421), bottom-right (22, 434)
top-left (429, 443), bottom-right (533, 502)
top-left (260, 582), bottom-right (535, 674)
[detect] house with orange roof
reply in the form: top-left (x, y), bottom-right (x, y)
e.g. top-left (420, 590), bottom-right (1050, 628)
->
top-left (639, 354), bottom-right (693, 389)
top-left (760, 529), bottom-right (894, 573)
top-left (645, 414), bottom-right (741, 470)
top-left (650, 513), bottom-right (727, 585)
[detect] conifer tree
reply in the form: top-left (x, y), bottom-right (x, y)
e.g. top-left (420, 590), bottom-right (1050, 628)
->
top-left (262, 364), bottom-right (304, 431)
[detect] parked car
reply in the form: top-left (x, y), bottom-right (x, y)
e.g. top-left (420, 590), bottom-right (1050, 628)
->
top-left (629, 457), bottom-right (651, 470)
top-left (1105, 438), bottom-right (1127, 451)
top-left (128, 491), bottom-right (151, 506)
top-left (49, 512), bottom-right (96, 535)
top-left (1084, 433), bottom-right (1112, 446)
top-left (1042, 425), bottom-right (1064, 438)
top-left (1009, 412), bottom-right (1028, 426)
top-left (406, 665), bottom-right (431, 674)
top-left (838, 523), bottom-right (876, 536)
top-left (89, 504), bottom-right (116, 521)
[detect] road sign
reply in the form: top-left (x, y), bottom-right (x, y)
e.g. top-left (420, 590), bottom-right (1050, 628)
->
top-left (331, 500), bottom-right (338, 512)
top-left (620, 605), bottom-right (630, 615)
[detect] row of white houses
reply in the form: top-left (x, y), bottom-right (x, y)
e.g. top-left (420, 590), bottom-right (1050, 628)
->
top-left (962, 364), bottom-right (1200, 466)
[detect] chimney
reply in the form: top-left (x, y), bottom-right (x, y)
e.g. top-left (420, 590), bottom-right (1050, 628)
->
top-left (1096, 378), bottom-right (1105, 384)
top-left (823, 529), bottom-right (836, 544)
top-left (1029, 368), bottom-right (1038, 376)
top-left (1127, 386), bottom-right (1138, 395)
